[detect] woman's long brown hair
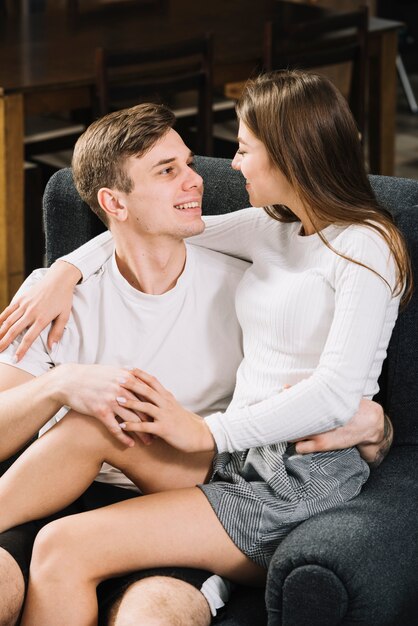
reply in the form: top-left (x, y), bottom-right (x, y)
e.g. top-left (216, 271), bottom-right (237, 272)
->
top-left (236, 70), bottom-right (413, 306)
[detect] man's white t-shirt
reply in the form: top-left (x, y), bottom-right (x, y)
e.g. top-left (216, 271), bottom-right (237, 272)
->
top-left (0, 244), bottom-right (247, 489)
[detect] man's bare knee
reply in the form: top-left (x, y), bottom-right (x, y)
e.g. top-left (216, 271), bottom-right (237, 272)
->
top-left (0, 548), bottom-right (25, 626)
top-left (108, 576), bottom-right (212, 626)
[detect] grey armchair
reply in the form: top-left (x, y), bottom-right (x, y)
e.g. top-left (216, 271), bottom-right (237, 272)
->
top-left (37, 158), bottom-right (418, 624)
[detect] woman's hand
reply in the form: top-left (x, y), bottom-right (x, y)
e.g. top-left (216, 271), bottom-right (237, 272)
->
top-left (0, 261), bottom-right (81, 361)
top-left (118, 369), bottom-right (216, 453)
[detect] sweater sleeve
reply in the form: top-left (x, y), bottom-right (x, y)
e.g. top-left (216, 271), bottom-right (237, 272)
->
top-left (59, 231), bottom-right (114, 281)
top-left (189, 208), bottom-right (264, 262)
top-left (205, 228), bottom-right (400, 453)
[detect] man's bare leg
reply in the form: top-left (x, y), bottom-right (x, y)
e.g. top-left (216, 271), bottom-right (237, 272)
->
top-left (0, 548), bottom-right (25, 626)
top-left (108, 578), bottom-right (211, 626)
top-left (0, 411), bottom-right (212, 533)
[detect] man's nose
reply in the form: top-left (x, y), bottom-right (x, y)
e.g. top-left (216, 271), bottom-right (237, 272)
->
top-left (184, 167), bottom-right (203, 189)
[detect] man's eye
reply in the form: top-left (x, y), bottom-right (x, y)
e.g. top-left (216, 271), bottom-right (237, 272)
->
top-left (188, 161), bottom-right (196, 170)
top-left (160, 167), bottom-right (174, 175)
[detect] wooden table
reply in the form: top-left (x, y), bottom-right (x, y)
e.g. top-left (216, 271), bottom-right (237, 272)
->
top-left (0, 1), bottom-right (401, 308)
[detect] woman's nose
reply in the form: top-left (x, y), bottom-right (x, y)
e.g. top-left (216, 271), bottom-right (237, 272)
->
top-left (231, 151), bottom-right (241, 171)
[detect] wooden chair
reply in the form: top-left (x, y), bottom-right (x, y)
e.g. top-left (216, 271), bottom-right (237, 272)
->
top-left (94, 34), bottom-right (214, 155)
top-left (263, 6), bottom-right (368, 139)
top-left (378, 0), bottom-right (418, 113)
top-left (23, 115), bottom-right (90, 274)
top-left (66, 0), bottom-right (165, 18)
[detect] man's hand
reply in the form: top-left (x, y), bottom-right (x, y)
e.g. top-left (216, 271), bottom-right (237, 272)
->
top-left (50, 363), bottom-right (153, 448)
top-left (293, 398), bottom-right (393, 467)
top-left (357, 411), bottom-right (393, 467)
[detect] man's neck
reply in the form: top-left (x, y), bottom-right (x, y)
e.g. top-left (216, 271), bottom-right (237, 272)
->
top-left (114, 237), bottom-right (187, 295)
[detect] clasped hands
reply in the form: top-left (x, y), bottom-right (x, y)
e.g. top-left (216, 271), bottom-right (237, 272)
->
top-left (54, 363), bottom-right (215, 452)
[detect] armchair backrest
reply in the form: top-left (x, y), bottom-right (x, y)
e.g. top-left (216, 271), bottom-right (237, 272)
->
top-left (43, 157), bottom-right (418, 446)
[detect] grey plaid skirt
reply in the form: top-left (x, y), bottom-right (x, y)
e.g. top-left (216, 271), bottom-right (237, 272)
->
top-left (199, 443), bottom-right (369, 568)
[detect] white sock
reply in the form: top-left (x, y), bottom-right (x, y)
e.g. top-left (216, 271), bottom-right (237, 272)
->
top-left (200, 574), bottom-right (232, 617)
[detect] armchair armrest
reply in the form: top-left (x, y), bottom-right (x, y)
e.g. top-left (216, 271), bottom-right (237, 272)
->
top-left (266, 447), bottom-right (418, 626)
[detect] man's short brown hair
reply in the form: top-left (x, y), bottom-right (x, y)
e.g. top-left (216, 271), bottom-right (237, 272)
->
top-left (72, 103), bottom-right (176, 224)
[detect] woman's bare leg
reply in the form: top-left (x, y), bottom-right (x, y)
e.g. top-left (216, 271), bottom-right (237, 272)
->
top-left (0, 412), bottom-right (212, 533)
top-left (21, 488), bottom-right (266, 626)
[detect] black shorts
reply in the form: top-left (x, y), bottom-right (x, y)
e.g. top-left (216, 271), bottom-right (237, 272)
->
top-left (0, 481), bottom-right (213, 623)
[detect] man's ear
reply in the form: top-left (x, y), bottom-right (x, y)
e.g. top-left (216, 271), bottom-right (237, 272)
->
top-left (97, 188), bottom-right (128, 222)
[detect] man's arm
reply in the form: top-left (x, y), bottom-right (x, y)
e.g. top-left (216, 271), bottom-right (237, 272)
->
top-left (0, 364), bottom-right (61, 460)
top-left (0, 362), bottom-right (153, 461)
top-left (294, 399), bottom-right (393, 467)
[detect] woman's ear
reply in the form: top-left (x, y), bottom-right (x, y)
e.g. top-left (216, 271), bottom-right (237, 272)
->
top-left (97, 188), bottom-right (128, 222)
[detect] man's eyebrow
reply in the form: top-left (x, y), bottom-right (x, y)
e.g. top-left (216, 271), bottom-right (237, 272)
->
top-left (151, 151), bottom-right (194, 170)
top-left (151, 157), bottom-right (176, 169)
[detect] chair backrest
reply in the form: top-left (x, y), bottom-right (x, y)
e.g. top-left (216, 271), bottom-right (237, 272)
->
top-left (94, 34), bottom-right (214, 155)
top-left (263, 6), bottom-right (368, 138)
top-left (67, 0), bottom-right (163, 18)
top-left (43, 159), bottom-right (418, 446)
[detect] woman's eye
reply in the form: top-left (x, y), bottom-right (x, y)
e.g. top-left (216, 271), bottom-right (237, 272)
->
top-left (236, 150), bottom-right (245, 156)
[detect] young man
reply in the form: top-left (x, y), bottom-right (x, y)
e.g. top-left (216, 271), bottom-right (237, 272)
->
top-left (0, 103), bottom-right (391, 626)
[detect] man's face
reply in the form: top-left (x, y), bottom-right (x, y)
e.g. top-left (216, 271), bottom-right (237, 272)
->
top-left (118, 129), bottom-right (205, 240)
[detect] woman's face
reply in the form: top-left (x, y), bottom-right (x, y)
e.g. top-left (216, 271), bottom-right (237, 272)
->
top-left (231, 120), bottom-right (296, 209)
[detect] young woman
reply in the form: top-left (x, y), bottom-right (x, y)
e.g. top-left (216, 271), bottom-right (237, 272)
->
top-left (0, 70), bottom-right (411, 624)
